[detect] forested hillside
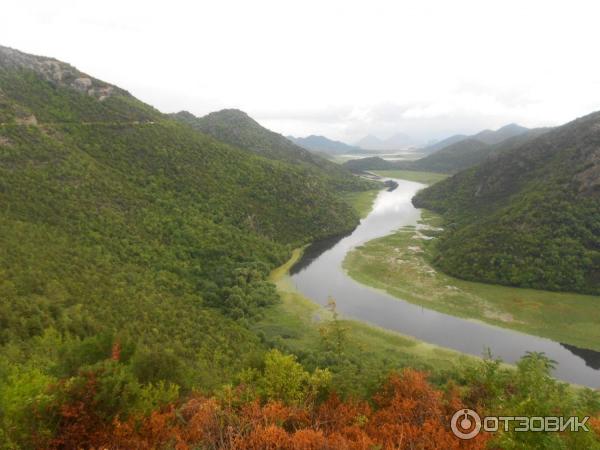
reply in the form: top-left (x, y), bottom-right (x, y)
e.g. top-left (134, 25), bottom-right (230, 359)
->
top-left (171, 109), bottom-right (375, 191)
top-left (0, 46), bottom-right (375, 446)
top-left (414, 111), bottom-right (600, 294)
top-left (404, 129), bottom-right (549, 174)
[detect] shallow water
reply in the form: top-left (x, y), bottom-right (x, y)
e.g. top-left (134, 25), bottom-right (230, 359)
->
top-left (290, 178), bottom-right (600, 387)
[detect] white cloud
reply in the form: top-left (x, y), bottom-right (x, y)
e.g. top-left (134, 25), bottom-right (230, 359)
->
top-left (1, 0), bottom-right (599, 143)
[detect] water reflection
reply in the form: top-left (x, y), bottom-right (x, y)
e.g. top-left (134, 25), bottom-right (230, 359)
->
top-left (290, 178), bottom-right (600, 387)
top-left (561, 343), bottom-right (600, 370)
top-left (290, 233), bottom-right (351, 275)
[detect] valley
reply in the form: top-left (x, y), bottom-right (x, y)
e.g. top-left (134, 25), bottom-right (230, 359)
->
top-left (1, 42), bottom-right (599, 449)
top-left (282, 176), bottom-right (600, 386)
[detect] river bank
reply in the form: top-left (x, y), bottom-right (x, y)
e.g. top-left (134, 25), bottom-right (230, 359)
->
top-left (343, 209), bottom-right (600, 352)
top-left (252, 246), bottom-right (479, 396)
top-left (284, 177), bottom-right (600, 387)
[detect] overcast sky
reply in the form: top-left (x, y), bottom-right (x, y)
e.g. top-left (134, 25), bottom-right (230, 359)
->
top-left (2, 0), bottom-right (600, 144)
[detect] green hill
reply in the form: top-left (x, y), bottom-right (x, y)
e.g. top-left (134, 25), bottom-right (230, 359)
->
top-left (171, 109), bottom-right (375, 192)
top-left (406, 130), bottom-right (549, 173)
top-left (0, 45), bottom-right (367, 391)
top-left (408, 138), bottom-right (489, 172)
top-left (413, 111), bottom-right (600, 294)
top-left (287, 134), bottom-right (360, 155)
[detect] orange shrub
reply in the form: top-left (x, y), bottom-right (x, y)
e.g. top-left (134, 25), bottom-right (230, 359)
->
top-left (47, 368), bottom-right (491, 449)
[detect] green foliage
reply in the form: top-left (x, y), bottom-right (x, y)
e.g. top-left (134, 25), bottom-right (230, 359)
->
top-left (467, 352), bottom-right (600, 449)
top-left (249, 349), bottom-right (332, 406)
top-left (136, 381), bottom-right (180, 416)
top-left (130, 346), bottom-right (187, 387)
top-left (83, 360), bottom-right (141, 420)
top-left (0, 69), bottom-right (160, 124)
top-left (262, 350), bottom-right (312, 404)
top-left (319, 298), bottom-right (349, 360)
top-left (0, 364), bottom-right (56, 448)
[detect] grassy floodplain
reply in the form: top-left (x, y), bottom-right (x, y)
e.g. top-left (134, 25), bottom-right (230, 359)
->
top-left (373, 169), bottom-right (449, 185)
top-left (253, 247), bottom-right (479, 394)
top-left (340, 189), bottom-right (380, 218)
top-left (343, 210), bottom-right (600, 351)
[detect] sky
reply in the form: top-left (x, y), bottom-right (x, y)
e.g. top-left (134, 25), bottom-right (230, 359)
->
top-left (2, 0), bottom-right (600, 144)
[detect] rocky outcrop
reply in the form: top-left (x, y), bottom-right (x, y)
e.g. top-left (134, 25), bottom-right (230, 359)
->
top-left (0, 45), bottom-right (121, 101)
top-left (575, 147), bottom-right (600, 195)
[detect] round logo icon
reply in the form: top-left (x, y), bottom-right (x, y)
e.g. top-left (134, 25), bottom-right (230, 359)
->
top-left (451, 409), bottom-right (482, 440)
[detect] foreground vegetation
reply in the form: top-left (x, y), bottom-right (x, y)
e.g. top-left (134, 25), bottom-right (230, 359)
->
top-left (15, 350), bottom-right (600, 450)
top-left (344, 211), bottom-right (600, 351)
top-left (4, 249), bottom-right (599, 449)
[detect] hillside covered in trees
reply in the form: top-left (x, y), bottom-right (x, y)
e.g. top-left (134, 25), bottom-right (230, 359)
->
top-left (170, 109), bottom-right (374, 192)
top-left (413, 111), bottom-right (600, 294)
top-left (0, 45), bottom-right (376, 445)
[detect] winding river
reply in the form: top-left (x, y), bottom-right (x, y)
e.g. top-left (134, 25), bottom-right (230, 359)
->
top-left (290, 178), bottom-right (600, 387)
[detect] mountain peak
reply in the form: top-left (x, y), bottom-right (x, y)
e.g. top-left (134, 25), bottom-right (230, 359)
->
top-left (288, 134), bottom-right (360, 154)
top-left (207, 108), bottom-right (251, 119)
top-left (498, 123), bottom-right (528, 132)
top-left (472, 123), bottom-right (529, 145)
top-left (172, 110), bottom-right (196, 120)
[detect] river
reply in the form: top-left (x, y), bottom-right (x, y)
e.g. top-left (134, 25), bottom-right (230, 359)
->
top-left (290, 178), bottom-right (600, 387)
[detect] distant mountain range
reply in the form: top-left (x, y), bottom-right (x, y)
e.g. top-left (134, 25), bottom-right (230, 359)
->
top-left (345, 123), bottom-right (537, 174)
top-left (422, 134), bottom-right (469, 154)
top-left (422, 123), bottom-right (529, 154)
top-left (287, 134), bottom-right (361, 154)
top-left (352, 124), bottom-right (528, 153)
top-left (406, 128), bottom-right (548, 173)
top-left (355, 132), bottom-right (415, 151)
top-left (472, 123), bottom-right (529, 145)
